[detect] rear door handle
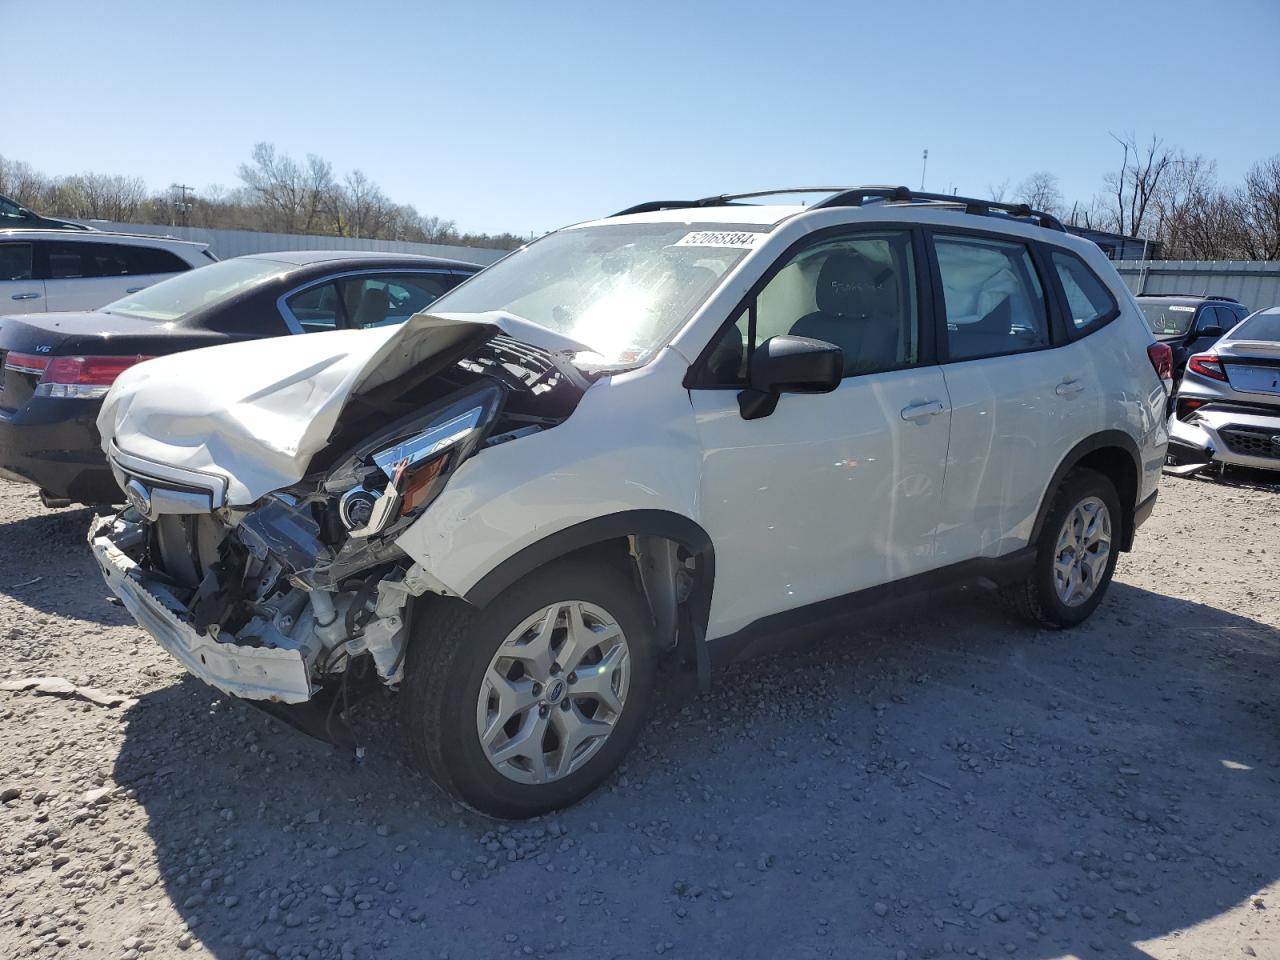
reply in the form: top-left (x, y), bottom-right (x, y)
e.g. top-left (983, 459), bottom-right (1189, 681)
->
top-left (10, 292), bottom-right (40, 301)
top-left (900, 400), bottom-right (946, 421)
top-left (1056, 379), bottom-right (1086, 397)
top-left (125, 286), bottom-right (145, 294)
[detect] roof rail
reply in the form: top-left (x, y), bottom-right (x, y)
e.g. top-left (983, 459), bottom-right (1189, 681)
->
top-left (611, 185), bottom-right (1067, 231)
top-left (1138, 292), bottom-right (1240, 303)
top-left (811, 185), bottom-right (1066, 231)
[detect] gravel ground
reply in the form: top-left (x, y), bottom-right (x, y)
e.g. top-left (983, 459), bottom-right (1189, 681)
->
top-left (1, 471), bottom-right (1279, 960)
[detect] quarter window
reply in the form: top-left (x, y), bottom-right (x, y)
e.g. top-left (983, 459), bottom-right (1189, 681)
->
top-left (285, 273), bottom-right (461, 333)
top-left (934, 234), bottom-right (1049, 360)
top-left (1051, 250), bottom-right (1118, 333)
top-left (700, 231), bottom-right (920, 384)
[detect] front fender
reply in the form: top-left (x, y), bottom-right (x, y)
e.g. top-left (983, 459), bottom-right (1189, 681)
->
top-left (393, 347), bottom-right (704, 600)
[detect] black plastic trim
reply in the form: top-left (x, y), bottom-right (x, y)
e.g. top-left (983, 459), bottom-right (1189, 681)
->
top-left (707, 547), bottom-right (1037, 672)
top-left (1133, 490), bottom-right (1158, 531)
top-left (464, 509), bottom-right (716, 642)
top-left (1027, 430), bottom-right (1143, 551)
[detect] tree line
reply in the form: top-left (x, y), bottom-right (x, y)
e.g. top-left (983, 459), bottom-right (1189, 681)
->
top-left (3, 136), bottom-right (1279, 260)
top-left (989, 134), bottom-right (1280, 260)
top-left (0, 143), bottom-right (527, 250)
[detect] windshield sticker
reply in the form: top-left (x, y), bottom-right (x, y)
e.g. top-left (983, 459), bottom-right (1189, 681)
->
top-left (1167, 305), bottom-right (1195, 312)
top-left (674, 231), bottom-right (763, 249)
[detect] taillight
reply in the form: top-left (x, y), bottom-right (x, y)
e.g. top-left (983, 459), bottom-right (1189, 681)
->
top-left (1146, 342), bottom-right (1173, 393)
top-left (3, 352), bottom-right (151, 398)
top-left (1186, 352), bottom-right (1227, 382)
top-left (1176, 397), bottom-right (1206, 420)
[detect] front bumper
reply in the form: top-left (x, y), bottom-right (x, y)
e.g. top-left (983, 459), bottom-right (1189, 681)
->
top-left (90, 515), bottom-right (315, 703)
top-left (1185, 409), bottom-right (1280, 472)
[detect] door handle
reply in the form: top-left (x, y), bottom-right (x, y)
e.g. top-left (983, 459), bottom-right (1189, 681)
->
top-left (900, 400), bottom-right (946, 421)
top-left (125, 286), bottom-right (145, 294)
top-left (1055, 379), bottom-right (1086, 397)
top-left (10, 292), bottom-right (40, 301)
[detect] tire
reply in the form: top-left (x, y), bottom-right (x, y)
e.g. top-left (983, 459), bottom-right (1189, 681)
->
top-left (401, 556), bottom-right (655, 818)
top-left (1002, 467), bottom-right (1121, 628)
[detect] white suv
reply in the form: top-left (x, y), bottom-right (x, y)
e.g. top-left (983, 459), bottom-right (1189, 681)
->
top-left (0, 229), bottom-right (213, 314)
top-left (90, 187), bottom-right (1170, 817)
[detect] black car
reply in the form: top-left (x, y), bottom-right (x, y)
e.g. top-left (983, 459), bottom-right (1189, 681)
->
top-left (0, 194), bottom-right (91, 231)
top-left (0, 250), bottom-right (481, 505)
top-left (1136, 293), bottom-right (1250, 380)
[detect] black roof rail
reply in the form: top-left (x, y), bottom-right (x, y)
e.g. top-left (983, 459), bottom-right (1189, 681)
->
top-left (611, 187), bottom-right (858, 218)
top-left (811, 185), bottom-right (1066, 231)
top-left (1137, 292), bottom-right (1240, 303)
top-left (611, 185), bottom-right (1067, 231)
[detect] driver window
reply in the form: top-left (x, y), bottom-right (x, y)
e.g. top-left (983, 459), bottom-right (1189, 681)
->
top-left (699, 231), bottom-right (919, 384)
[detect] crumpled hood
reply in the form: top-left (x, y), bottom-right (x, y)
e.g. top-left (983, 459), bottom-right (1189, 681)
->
top-left (97, 312), bottom-right (586, 505)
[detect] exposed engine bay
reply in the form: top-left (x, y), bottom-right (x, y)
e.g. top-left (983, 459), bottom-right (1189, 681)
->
top-left (91, 336), bottom-right (588, 703)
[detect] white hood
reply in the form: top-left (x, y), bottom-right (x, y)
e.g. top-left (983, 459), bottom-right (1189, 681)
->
top-left (98, 312), bottom-right (586, 506)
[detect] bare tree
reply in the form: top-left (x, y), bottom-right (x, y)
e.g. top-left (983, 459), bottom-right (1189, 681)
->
top-left (1104, 133), bottom-right (1180, 238)
top-left (986, 178), bottom-right (1010, 203)
top-left (1014, 172), bottom-right (1063, 215)
top-left (1238, 155), bottom-right (1280, 261)
top-left (58, 172), bottom-right (147, 221)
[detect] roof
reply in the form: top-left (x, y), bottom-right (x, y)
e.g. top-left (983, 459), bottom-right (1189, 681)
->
top-left (243, 249), bottom-right (482, 268)
top-left (582, 204), bottom-right (807, 229)
top-left (0, 227), bottom-right (207, 248)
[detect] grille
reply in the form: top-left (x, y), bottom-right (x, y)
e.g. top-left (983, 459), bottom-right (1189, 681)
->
top-left (1220, 427), bottom-right (1280, 461)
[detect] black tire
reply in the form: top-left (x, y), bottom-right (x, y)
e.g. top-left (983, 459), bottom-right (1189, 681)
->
top-left (1002, 467), bottom-right (1122, 628)
top-left (400, 556), bottom-right (655, 819)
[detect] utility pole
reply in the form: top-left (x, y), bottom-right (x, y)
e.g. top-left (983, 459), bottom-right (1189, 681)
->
top-left (170, 183), bottom-right (195, 227)
top-left (920, 149), bottom-right (928, 191)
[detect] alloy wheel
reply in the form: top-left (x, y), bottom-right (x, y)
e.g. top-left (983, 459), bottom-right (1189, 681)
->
top-left (475, 600), bottom-right (631, 785)
top-left (1053, 496), bottom-right (1112, 607)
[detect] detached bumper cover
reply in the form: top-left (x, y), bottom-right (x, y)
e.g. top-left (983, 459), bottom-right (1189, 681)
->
top-left (90, 517), bottom-right (314, 703)
top-left (1188, 409), bottom-right (1280, 472)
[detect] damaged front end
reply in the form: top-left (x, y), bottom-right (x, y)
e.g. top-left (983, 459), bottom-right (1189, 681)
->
top-left (90, 334), bottom-right (587, 706)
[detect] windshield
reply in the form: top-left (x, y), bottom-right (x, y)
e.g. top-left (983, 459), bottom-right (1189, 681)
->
top-left (428, 222), bottom-right (765, 364)
top-left (103, 257), bottom-right (288, 321)
top-left (1233, 309), bottom-right (1280, 342)
top-left (1140, 301), bottom-right (1197, 337)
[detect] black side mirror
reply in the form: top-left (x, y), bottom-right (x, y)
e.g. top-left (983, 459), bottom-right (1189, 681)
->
top-left (738, 334), bottom-right (843, 420)
top-left (1198, 325), bottom-right (1224, 338)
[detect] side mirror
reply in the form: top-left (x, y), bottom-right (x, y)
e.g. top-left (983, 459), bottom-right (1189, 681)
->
top-left (1198, 325), bottom-right (1224, 338)
top-left (738, 334), bottom-right (843, 420)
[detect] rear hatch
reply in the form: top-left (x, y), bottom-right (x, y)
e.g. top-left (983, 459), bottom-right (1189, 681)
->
top-left (0, 311), bottom-right (224, 414)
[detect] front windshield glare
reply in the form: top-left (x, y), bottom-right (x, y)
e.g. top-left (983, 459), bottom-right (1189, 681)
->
top-left (104, 257), bottom-right (288, 321)
top-left (428, 223), bottom-right (764, 364)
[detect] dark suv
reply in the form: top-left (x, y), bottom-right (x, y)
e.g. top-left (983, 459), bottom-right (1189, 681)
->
top-left (0, 194), bottom-right (90, 231)
top-left (1137, 294), bottom-right (1250, 381)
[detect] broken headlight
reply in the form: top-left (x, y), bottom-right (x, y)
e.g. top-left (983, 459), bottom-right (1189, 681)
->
top-left (326, 381), bottom-right (503, 539)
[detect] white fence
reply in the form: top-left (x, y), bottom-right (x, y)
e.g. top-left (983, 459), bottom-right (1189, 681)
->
top-left (71, 220), bottom-right (511, 266)
top-left (1114, 260), bottom-right (1280, 311)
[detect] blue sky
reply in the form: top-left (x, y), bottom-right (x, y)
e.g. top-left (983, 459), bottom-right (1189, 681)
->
top-left (3, 0), bottom-right (1278, 236)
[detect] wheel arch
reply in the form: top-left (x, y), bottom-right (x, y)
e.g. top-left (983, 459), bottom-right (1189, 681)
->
top-left (463, 509), bottom-right (716, 649)
top-left (1030, 431), bottom-right (1143, 552)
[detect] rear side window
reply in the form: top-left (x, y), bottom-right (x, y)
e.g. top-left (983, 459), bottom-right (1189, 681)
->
top-left (123, 245), bottom-right (190, 275)
top-left (1050, 250), bottom-right (1118, 334)
top-left (0, 242), bottom-right (33, 281)
top-left (45, 242), bottom-right (91, 279)
top-left (934, 234), bottom-right (1049, 360)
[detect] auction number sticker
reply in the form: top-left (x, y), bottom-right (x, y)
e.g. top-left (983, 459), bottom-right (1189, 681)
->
top-left (674, 231), bottom-right (763, 249)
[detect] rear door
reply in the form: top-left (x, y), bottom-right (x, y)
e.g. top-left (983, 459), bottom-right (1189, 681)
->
top-left (688, 226), bottom-right (950, 640)
top-left (928, 229), bottom-right (1071, 565)
top-left (0, 242), bottom-right (46, 314)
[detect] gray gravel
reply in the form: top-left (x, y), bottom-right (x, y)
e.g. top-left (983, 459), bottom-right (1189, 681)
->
top-left (1, 472), bottom-right (1279, 959)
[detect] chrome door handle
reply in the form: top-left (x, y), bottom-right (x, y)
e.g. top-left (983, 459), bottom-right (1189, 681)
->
top-left (125, 286), bottom-right (145, 293)
top-left (10, 292), bottom-right (40, 300)
top-left (900, 400), bottom-right (946, 421)
top-left (1055, 379), bottom-right (1086, 397)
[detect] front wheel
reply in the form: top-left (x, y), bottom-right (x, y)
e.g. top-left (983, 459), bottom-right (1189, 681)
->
top-left (1002, 467), bottom-right (1121, 628)
top-left (401, 557), bottom-right (655, 818)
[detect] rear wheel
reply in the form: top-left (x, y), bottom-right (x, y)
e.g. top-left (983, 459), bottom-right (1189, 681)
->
top-left (1003, 468), bottom-right (1121, 627)
top-left (401, 557), bottom-right (654, 818)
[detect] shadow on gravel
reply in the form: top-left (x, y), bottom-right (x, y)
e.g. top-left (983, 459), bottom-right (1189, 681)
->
top-left (0, 504), bottom-right (129, 626)
top-left (113, 583), bottom-right (1280, 960)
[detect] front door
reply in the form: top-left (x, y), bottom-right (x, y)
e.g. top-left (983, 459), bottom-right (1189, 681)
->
top-left (0, 242), bottom-right (46, 315)
top-left (687, 227), bottom-right (950, 641)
